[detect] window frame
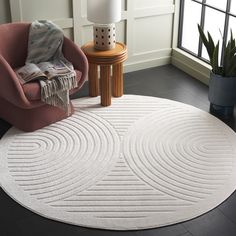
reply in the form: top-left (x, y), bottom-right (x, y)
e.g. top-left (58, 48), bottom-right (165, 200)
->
top-left (178, 0), bottom-right (236, 64)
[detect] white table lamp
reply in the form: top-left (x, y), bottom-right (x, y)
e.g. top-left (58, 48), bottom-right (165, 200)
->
top-left (87, 0), bottom-right (121, 50)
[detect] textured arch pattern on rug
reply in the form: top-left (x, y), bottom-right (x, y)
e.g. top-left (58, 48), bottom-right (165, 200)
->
top-left (1, 95), bottom-right (236, 230)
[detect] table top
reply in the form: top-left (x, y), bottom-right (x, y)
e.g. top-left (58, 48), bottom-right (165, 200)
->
top-left (81, 42), bottom-right (127, 58)
top-left (81, 42), bottom-right (128, 65)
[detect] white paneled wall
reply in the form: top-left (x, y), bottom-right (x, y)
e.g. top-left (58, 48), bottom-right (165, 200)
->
top-left (0, 0), bottom-right (11, 23)
top-left (9, 0), bottom-right (175, 72)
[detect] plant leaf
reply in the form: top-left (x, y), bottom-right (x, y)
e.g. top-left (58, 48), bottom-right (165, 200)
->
top-left (198, 25), bottom-right (212, 56)
top-left (226, 55), bottom-right (236, 76)
top-left (198, 24), bottom-right (218, 65)
top-left (212, 42), bottom-right (220, 74)
top-left (197, 25), bottom-right (236, 76)
top-left (207, 32), bottom-right (216, 56)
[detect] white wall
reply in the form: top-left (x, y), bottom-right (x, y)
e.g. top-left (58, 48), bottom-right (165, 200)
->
top-left (0, 0), bottom-right (11, 24)
top-left (7, 0), bottom-right (175, 73)
top-left (0, 0), bottom-right (209, 83)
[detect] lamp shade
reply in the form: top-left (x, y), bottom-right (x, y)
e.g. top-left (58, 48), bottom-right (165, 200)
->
top-left (87, 0), bottom-right (121, 24)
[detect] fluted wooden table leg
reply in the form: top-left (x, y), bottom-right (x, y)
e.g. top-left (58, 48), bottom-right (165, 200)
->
top-left (112, 63), bottom-right (123, 97)
top-left (89, 63), bottom-right (99, 97)
top-left (82, 42), bottom-right (127, 105)
top-left (100, 65), bottom-right (111, 106)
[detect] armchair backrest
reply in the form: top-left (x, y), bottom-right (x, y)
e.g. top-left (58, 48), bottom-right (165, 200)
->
top-left (0, 23), bottom-right (30, 68)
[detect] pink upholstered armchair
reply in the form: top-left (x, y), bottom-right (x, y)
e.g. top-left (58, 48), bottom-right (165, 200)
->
top-left (0, 22), bottom-right (88, 132)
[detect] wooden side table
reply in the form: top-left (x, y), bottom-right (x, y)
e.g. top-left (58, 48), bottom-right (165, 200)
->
top-left (81, 42), bottom-right (128, 106)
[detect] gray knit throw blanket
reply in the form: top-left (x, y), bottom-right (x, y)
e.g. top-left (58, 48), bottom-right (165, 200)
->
top-left (26, 20), bottom-right (77, 114)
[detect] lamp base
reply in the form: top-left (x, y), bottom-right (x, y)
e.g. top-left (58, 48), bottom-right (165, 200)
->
top-left (93, 24), bottom-right (116, 50)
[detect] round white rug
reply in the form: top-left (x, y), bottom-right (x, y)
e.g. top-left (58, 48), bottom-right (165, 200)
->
top-left (1, 95), bottom-right (236, 230)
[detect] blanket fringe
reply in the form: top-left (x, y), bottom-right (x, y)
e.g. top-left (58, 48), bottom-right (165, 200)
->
top-left (40, 72), bottom-right (77, 115)
top-left (41, 73), bottom-right (77, 99)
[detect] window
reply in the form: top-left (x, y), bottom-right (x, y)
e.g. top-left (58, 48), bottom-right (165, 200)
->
top-left (178, 0), bottom-right (236, 62)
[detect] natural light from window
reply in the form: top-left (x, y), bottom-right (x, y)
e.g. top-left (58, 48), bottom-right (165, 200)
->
top-left (206, 0), bottom-right (227, 10)
top-left (202, 7), bottom-right (225, 60)
top-left (179, 0), bottom-right (236, 63)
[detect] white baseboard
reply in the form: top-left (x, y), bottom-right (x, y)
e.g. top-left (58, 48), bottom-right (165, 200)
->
top-left (124, 56), bottom-right (171, 73)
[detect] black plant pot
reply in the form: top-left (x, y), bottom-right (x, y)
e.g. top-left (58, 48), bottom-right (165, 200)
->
top-left (209, 103), bottom-right (234, 119)
top-left (208, 72), bottom-right (236, 119)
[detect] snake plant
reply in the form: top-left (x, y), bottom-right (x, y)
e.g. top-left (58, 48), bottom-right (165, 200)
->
top-left (198, 24), bottom-right (236, 77)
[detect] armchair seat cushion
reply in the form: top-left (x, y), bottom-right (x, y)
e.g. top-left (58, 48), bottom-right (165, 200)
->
top-left (22, 70), bottom-right (82, 101)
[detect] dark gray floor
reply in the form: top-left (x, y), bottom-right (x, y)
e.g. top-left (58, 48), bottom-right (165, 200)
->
top-left (1, 64), bottom-right (236, 236)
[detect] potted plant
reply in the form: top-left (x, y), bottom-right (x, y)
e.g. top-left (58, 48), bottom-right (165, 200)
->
top-left (198, 25), bottom-right (236, 119)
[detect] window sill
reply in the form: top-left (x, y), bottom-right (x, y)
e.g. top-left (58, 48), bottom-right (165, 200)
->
top-left (171, 48), bottom-right (211, 85)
